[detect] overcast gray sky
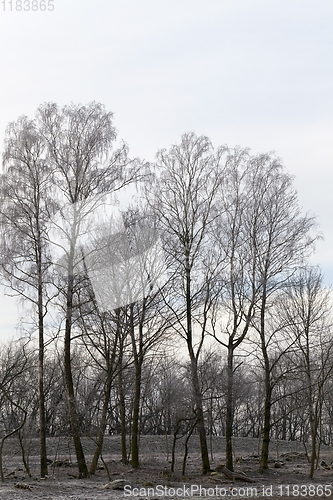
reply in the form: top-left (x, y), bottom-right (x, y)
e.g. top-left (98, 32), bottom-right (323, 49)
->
top-left (1, 0), bottom-right (332, 340)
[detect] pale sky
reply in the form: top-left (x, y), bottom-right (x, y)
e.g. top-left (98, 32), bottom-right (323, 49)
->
top-left (0, 0), bottom-right (332, 340)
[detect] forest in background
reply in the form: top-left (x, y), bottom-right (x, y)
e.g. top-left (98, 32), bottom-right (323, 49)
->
top-left (0, 102), bottom-right (331, 482)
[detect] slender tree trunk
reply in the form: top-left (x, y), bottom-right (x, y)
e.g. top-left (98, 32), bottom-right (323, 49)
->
top-left (118, 347), bottom-right (128, 465)
top-left (309, 421), bottom-right (317, 479)
top-left (260, 370), bottom-right (272, 470)
top-left (185, 250), bottom-right (210, 474)
top-left (302, 324), bottom-right (317, 479)
top-left (171, 419), bottom-right (181, 473)
top-left (182, 421), bottom-right (196, 476)
top-left (282, 409), bottom-right (287, 441)
top-left (89, 365), bottom-right (113, 474)
top-left (131, 359), bottom-right (142, 468)
top-left (90, 312), bottom-right (120, 474)
top-left (209, 391), bottom-right (214, 461)
top-left (64, 272), bottom-right (89, 478)
top-left (189, 356), bottom-right (210, 473)
top-left (308, 375), bottom-right (318, 478)
top-left (18, 431), bottom-right (31, 477)
top-left (38, 258), bottom-right (48, 478)
top-left (259, 286), bottom-right (272, 471)
top-left (128, 301), bottom-right (143, 469)
top-left (225, 345), bottom-right (234, 471)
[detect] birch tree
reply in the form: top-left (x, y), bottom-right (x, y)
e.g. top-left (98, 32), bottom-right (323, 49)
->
top-left (280, 267), bottom-right (333, 478)
top-left (37, 101), bottom-right (141, 477)
top-left (212, 148), bottom-right (260, 471)
top-left (248, 155), bottom-right (317, 471)
top-left (0, 116), bottom-right (55, 477)
top-left (147, 132), bottom-right (227, 474)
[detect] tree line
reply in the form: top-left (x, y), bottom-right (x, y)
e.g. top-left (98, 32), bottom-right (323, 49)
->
top-left (0, 102), bottom-right (331, 480)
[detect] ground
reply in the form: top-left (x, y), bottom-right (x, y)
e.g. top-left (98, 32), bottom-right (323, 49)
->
top-left (0, 435), bottom-right (332, 499)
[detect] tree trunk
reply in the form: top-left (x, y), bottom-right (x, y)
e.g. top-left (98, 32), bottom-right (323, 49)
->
top-left (259, 287), bottom-right (271, 471)
top-left (185, 250), bottom-right (210, 474)
top-left (38, 259), bottom-right (48, 478)
top-left (189, 356), bottom-right (210, 473)
top-left (309, 379), bottom-right (318, 478)
top-left (128, 302), bottom-right (142, 469)
top-left (89, 365), bottom-right (113, 474)
top-left (260, 374), bottom-right (272, 470)
top-left (89, 311), bottom-right (120, 474)
top-left (309, 425), bottom-right (317, 479)
top-left (281, 411), bottom-right (287, 441)
top-left (64, 273), bottom-right (89, 478)
top-left (131, 359), bottom-right (142, 468)
top-left (225, 345), bottom-right (234, 471)
top-left (118, 348), bottom-right (128, 465)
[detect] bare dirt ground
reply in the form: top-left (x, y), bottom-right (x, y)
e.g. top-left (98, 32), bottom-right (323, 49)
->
top-left (0, 435), bottom-right (332, 499)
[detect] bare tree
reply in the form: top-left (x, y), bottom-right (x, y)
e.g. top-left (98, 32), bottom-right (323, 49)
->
top-left (247, 155), bottom-right (317, 471)
top-left (211, 148), bottom-right (260, 471)
top-left (37, 101), bottom-right (142, 477)
top-left (0, 340), bottom-right (33, 481)
top-left (116, 311), bottom-right (131, 465)
top-left (0, 116), bottom-right (55, 477)
top-left (75, 281), bottom-right (122, 475)
top-left (279, 267), bottom-right (333, 478)
top-left (126, 213), bottom-right (174, 468)
top-left (147, 132), bottom-right (227, 473)
top-left (80, 201), bottom-right (170, 468)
